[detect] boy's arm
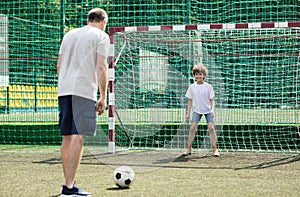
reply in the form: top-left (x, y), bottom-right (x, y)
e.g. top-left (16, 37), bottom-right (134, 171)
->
top-left (186, 98), bottom-right (193, 122)
top-left (210, 98), bottom-right (215, 117)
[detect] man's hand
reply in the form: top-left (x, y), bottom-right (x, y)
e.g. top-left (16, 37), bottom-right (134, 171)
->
top-left (96, 98), bottom-right (106, 115)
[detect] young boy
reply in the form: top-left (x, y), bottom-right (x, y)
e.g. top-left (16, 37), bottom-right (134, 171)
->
top-left (182, 63), bottom-right (220, 157)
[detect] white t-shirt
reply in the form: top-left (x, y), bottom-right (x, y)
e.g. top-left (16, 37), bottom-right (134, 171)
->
top-left (58, 25), bottom-right (110, 101)
top-left (185, 82), bottom-right (215, 114)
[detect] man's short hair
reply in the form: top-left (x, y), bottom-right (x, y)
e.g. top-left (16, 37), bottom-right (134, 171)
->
top-left (88, 8), bottom-right (107, 22)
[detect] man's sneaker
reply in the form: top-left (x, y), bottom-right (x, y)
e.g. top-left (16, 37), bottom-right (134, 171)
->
top-left (182, 150), bottom-right (192, 156)
top-left (61, 183), bottom-right (91, 197)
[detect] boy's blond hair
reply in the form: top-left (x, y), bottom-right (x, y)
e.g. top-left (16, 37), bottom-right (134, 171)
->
top-left (192, 63), bottom-right (208, 77)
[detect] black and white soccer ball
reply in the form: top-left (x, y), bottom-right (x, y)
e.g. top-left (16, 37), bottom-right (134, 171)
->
top-left (113, 166), bottom-right (135, 188)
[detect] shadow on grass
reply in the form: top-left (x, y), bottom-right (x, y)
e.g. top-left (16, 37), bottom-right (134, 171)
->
top-left (234, 154), bottom-right (300, 170)
top-left (33, 157), bottom-right (61, 165)
top-left (33, 153), bottom-right (300, 171)
top-left (48, 194), bottom-right (60, 197)
top-left (173, 154), bottom-right (210, 162)
top-left (106, 187), bottom-right (131, 191)
top-left (32, 154), bottom-right (106, 165)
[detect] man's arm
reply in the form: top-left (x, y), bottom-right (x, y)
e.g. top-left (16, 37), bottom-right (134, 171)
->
top-left (57, 54), bottom-right (63, 76)
top-left (96, 53), bottom-right (108, 115)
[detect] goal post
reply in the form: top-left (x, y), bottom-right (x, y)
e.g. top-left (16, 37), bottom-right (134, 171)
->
top-left (0, 14), bottom-right (8, 113)
top-left (0, 14), bottom-right (8, 87)
top-left (107, 22), bottom-right (300, 153)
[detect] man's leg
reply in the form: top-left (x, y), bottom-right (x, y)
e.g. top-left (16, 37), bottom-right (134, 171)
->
top-left (61, 134), bottom-right (84, 188)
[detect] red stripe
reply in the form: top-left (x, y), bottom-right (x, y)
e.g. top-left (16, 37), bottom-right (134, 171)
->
top-left (108, 58), bottom-right (114, 69)
top-left (161, 25), bottom-right (173, 30)
top-left (109, 27), bottom-right (125, 35)
top-left (261, 22), bottom-right (275, 28)
top-left (108, 130), bottom-right (115, 142)
top-left (108, 104), bottom-right (114, 142)
top-left (137, 26), bottom-right (149, 31)
top-left (109, 81), bottom-right (114, 92)
top-left (288, 22), bottom-right (300, 27)
top-left (109, 35), bottom-right (114, 44)
top-left (108, 105), bottom-right (114, 117)
top-left (236, 23), bottom-right (248, 29)
top-left (210, 24), bottom-right (223, 29)
top-left (185, 25), bottom-right (197, 30)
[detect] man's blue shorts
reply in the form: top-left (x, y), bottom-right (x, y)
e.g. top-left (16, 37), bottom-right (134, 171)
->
top-left (191, 112), bottom-right (214, 123)
top-left (58, 95), bottom-right (97, 136)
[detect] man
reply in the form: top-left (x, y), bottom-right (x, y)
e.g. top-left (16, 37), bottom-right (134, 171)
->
top-left (57, 8), bottom-right (109, 196)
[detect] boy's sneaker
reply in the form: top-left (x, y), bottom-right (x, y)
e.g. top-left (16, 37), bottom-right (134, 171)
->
top-left (182, 150), bottom-right (192, 156)
top-left (213, 151), bottom-right (220, 157)
top-left (61, 183), bottom-right (91, 197)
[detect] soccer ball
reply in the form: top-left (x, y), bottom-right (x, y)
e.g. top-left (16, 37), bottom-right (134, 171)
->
top-left (113, 166), bottom-right (135, 188)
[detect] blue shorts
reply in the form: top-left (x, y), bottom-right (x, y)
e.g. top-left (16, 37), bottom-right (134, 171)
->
top-left (191, 112), bottom-right (214, 123)
top-left (58, 95), bottom-right (97, 136)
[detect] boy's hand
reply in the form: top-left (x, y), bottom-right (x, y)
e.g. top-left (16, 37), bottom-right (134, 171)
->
top-left (185, 115), bottom-right (190, 122)
top-left (210, 111), bottom-right (214, 118)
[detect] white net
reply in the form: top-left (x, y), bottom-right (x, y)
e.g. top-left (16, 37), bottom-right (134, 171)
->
top-left (85, 26), bottom-right (299, 172)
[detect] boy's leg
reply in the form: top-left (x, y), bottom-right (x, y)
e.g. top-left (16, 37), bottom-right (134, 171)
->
top-left (208, 122), bottom-right (220, 156)
top-left (207, 122), bottom-right (217, 152)
top-left (182, 112), bottom-right (201, 156)
top-left (182, 122), bottom-right (198, 156)
top-left (187, 122), bottom-right (198, 151)
top-left (205, 113), bottom-right (219, 156)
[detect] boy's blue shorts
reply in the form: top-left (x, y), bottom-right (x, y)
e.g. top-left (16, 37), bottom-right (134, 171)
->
top-left (191, 112), bottom-right (214, 123)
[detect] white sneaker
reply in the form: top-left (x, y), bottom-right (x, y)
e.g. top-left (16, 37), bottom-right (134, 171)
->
top-left (182, 150), bottom-right (191, 156)
top-left (213, 151), bottom-right (220, 157)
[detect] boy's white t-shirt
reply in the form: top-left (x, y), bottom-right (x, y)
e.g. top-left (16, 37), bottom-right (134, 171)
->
top-left (58, 25), bottom-right (110, 101)
top-left (185, 82), bottom-right (215, 114)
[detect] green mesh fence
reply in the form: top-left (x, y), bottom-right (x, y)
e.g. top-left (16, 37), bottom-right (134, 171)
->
top-left (0, 0), bottom-right (299, 152)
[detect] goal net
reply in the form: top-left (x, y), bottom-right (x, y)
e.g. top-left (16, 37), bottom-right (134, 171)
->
top-left (102, 22), bottom-right (299, 154)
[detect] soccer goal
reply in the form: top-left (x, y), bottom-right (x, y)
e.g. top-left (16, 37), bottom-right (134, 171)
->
top-left (107, 22), bottom-right (300, 153)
